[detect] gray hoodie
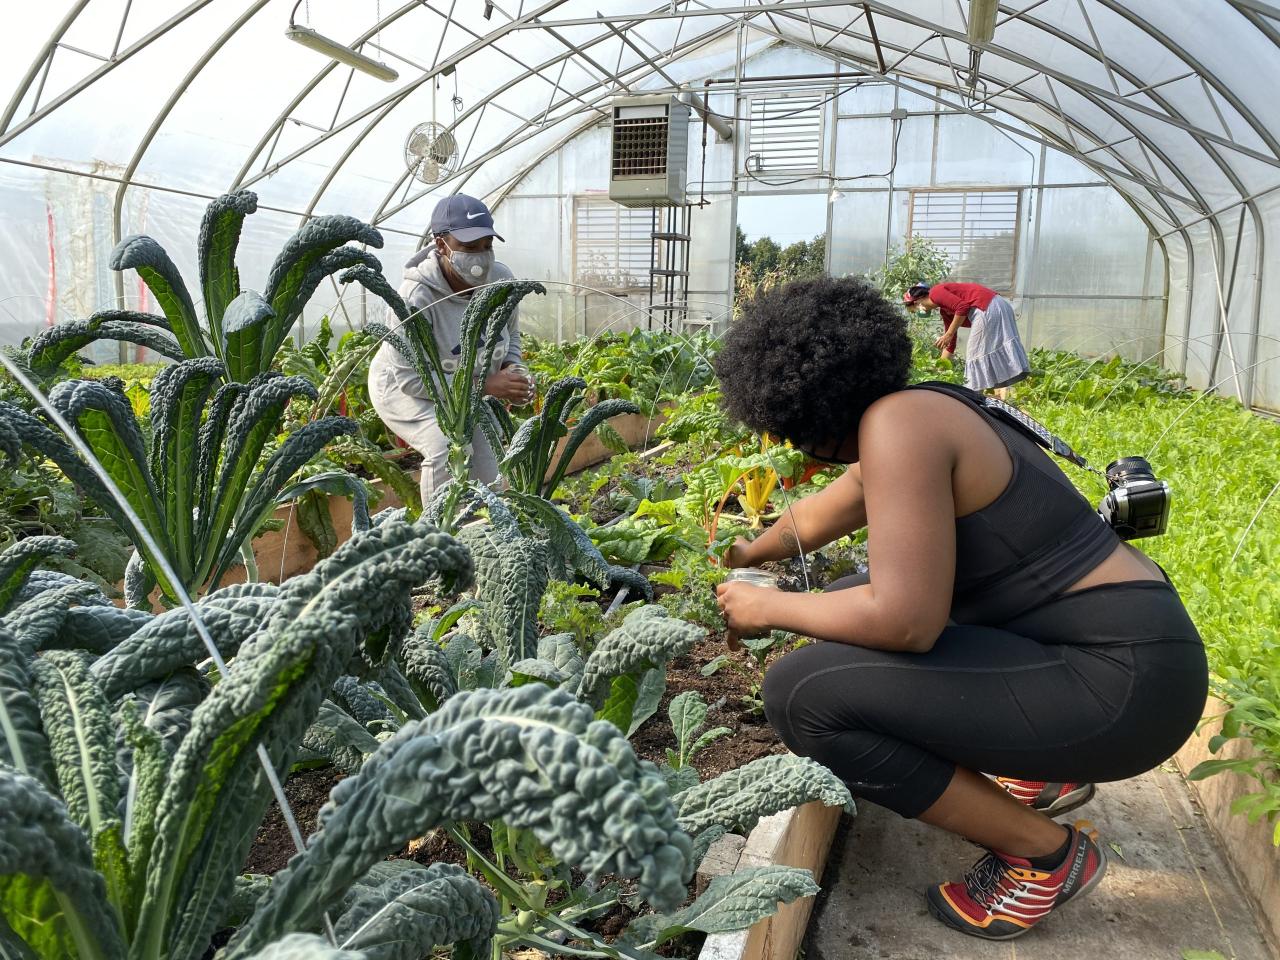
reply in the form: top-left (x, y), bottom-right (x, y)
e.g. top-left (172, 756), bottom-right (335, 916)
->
top-left (370, 247), bottom-right (520, 402)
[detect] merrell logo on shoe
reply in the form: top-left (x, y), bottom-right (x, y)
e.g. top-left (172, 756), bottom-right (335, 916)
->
top-left (1061, 844), bottom-right (1087, 900)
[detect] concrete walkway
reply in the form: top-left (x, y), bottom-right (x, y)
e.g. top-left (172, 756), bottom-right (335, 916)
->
top-left (804, 763), bottom-right (1276, 960)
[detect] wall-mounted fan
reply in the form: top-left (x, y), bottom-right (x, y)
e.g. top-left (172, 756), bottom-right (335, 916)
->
top-left (404, 121), bottom-right (458, 184)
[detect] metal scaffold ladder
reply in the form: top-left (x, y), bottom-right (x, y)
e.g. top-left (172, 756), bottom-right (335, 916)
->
top-left (648, 203), bottom-right (691, 333)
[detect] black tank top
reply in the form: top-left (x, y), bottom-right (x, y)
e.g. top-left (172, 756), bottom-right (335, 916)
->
top-left (907, 382), bottom-right (1120, 624)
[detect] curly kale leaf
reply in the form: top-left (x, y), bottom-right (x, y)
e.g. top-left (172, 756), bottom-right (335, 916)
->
top-left (0, 536), bottom-right (78, 614)
top-left (577, 605), bottom-right (703, 716)
top-left (29, 650), bottom-right (120, 840)
top-left (49, 378), bottom-right (171, 555)
top-left (11, 567), bottom-right (108, 609)
top-left (149, 357), bottom-right (226, 582)
top-left (0, 765), bottom-right (127, 958)
top-left (133, 522), bottom-right (472, 960)
top-left (27, 317), bottom-right (184, 378)
top-left (0, 628), bottom-right (54, 785)
top-left (303, 700), bottom-right (383, 774)
top-left (4, 582), bottom-right (107, 659)
top-left (672, 754), bottom-right (854, 837)
top-left (209, 416), bottom-right (360, 587)
top-left (503, 491), bottom-right (613, 588)
top-left (91, 582), bottom-right (280, 701)
top-left (199, 189), bottom-right (258, 341)
top-left (331, 676), bottom-right (394, 732)
top-left (544, 396), bottom-right (642, 498)
top-left (458, 524), bottom-right (548, 666)
top-left (399, 633), bottom-right (457, 712)
top-left (263, 217), bottom-right (384, 368)
top-left (227, 686), bottom-right (693, 956)
top-left (44, 605), bottom-right (153, 656)
top-left (222, 290), bottom-right (276, 384)
top-left (332, 862), bottom-right (498, 960)
top-left (623, 865), bottom-right (818, 949)
top-left (110, 233), bottom-right (206, 359)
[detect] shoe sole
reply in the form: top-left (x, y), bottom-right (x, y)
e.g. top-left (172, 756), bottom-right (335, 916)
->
top-left (1038, 782), bottom-right (1096, 817)
top-left (925, 840), bottom-right (1109, 941)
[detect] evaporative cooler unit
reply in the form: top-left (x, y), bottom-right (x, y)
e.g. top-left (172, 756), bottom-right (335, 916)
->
top-left (608, 95), bottom-right (689, 207)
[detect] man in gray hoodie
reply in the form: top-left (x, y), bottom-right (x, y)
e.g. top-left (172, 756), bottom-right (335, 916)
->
top-left (368, 194), bottom-right (533, 502)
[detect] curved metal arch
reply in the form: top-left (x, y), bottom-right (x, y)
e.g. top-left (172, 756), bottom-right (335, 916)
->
top-left (370, 19), bottom-right (745, 228)
top-left (1089, 0), bottom-right (1271, 401)
top-left (757, 10), bottom-right (1211, 223)
top-left (233, 0), bottom-right (573, 191)
top-left (0, 0), bottom-right (220, 148)
top-left (0, 0), bottom-right (92, 135)
top-left (448, 23), bottom-right (746, 213)
top-left (229, 0), bottom-right (423, 190)
top-left (958, 1), bottom-right (1265, 400)
top-left (1092, 0), bottom-right (1279, 159)
top-left (301, 3), bottom-right (687, 221)
top-left (110, 0), bottom-right (275, 311)
top-left (748, 17), bottom-right (1199, 375)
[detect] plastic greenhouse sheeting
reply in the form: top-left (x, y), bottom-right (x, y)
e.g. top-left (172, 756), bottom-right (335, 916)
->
top-left (1, 2), bottom-right (1279, 408)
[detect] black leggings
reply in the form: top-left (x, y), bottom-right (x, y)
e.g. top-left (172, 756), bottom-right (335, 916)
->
top-left (762, 578), bottom-right (1208, 818)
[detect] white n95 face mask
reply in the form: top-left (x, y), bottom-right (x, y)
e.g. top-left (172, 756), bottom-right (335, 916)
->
top-left (449, 249), bottom-right (494, 287)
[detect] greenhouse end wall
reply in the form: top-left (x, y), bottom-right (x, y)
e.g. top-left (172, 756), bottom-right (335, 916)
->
top-left (497, 59), bottom-right (1164, 367)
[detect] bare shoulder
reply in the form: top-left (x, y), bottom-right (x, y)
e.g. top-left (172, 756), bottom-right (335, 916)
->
top-left (859, 390), bottom-right (959, 467)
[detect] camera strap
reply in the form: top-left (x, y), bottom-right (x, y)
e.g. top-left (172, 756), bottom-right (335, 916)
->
top-left (978, 395), bottom-right (1089, 466)
top-left (914, 382), bottom-right (1106, 481)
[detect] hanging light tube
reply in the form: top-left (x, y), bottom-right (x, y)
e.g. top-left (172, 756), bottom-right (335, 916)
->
top-left (967, 0), bottom-right (999, 44)
top-left (285, 7), bottom-right (399, 83)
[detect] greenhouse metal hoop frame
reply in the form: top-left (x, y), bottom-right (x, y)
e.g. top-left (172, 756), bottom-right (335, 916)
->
top-left (4, 0), bottom-right (1280, 407)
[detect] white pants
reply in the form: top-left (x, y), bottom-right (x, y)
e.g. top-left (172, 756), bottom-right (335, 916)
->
top-left (368, 360), bottom-right (499, 503)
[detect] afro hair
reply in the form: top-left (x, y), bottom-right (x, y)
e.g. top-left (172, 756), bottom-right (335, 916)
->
top-left (713, 275), bottom-right (911, 447)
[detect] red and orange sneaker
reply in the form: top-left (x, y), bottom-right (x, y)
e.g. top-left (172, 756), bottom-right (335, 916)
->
top-left (927, 824), bottom-right (1107, 940)
top-left (996, 778), bottom-right (1096, 816)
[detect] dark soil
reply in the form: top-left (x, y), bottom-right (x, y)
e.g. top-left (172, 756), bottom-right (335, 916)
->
top-left (241, 766), bottom-right (343, 874)
top-left (631, 636), bottom-right (787, 777)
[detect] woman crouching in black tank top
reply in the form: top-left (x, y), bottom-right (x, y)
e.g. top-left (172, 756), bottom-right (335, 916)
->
top-left (713, 276), bottom-right (1207, 943)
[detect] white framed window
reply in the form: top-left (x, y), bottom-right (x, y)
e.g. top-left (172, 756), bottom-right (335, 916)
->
top-left (907, 188), bottom-right (1021, 292)
top-left (747, 91), bottom-right (826, 174)
top-left (573, 196), bottom-right (655, 293)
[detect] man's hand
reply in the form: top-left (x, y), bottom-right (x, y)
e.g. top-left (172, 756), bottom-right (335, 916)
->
top-left (933, 333), bottom-right (951, 349)
top-left (723, 536), bottom-right (754, 569)
top-left (716, 581), bottom-right (778, 651)
top-left (484, 366), bottom-right (535, 404)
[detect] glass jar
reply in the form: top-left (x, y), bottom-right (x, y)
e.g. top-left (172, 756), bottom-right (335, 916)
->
top-left (724, 567), bottom-right (780, 588)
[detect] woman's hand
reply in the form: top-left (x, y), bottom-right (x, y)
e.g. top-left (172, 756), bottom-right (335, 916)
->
top-left (723, 536), bottom-right (754, 569)
top-left (716, 581), bottom-right (778, 651)
top-left (484, 366), bottom-right (535, 404)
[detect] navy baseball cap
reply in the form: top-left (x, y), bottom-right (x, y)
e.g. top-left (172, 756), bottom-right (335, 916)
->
top-left (429, 193), bottom-right (504, 243)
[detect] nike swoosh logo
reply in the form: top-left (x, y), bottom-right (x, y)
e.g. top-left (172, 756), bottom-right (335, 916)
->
top-left (466, 211), bottom-right (485, 219)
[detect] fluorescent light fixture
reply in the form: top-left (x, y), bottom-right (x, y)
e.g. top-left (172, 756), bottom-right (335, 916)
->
top-left (968, 0), bottom-right (999, 44)
top-left (285, 23), bottom-right (399, 82)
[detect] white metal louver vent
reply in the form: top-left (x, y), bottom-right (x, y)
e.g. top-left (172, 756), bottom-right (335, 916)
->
top-left (574, 196), bottom-right (654, 291)
top-left (608, 94), bottom-right (689, 207)
top-left (748, 92), bottom-right (825, 173)
top-left (908, 189), bottom-right (1022, 292)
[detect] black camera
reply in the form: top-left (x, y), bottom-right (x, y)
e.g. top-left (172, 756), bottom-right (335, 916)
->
top-left (1097, 456), bottom-right (1170, 541)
